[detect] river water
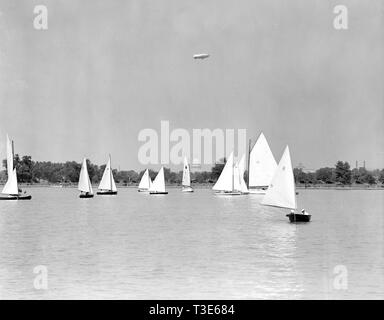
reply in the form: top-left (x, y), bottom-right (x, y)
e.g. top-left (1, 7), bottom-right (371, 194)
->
top-left (0, 187), bottom-right (383, 299)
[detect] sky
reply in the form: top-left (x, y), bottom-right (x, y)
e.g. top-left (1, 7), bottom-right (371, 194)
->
top-left (0, 0), bottom-right (383, 171)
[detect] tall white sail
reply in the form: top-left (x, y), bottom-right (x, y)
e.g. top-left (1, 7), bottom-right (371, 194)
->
top-left (261, 146), bottom-right (297, 210)
top-left (138, 169), bottom-right (152, 190)
top-left (212, 152), bottom-right (234, 192)
top-left (2, 168), bottom-right (18, 195)
top-left (149, 167), bottom-right (166, 193)
top-left (98, 156), bottom-right (117, 191)
top-left (6, 134), bottom-right (13, 178)
top-left (78, 158), bottom-right (93, 194)
top-left (249, 132), bottom-right (277, 188)
top-left (238, 154), bottom-right (249, 193)
top-left (182, 157), bottom-right (191, 187)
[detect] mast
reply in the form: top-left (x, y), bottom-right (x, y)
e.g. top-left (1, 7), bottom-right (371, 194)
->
top-left (247, 138), bottom-right (251, 188)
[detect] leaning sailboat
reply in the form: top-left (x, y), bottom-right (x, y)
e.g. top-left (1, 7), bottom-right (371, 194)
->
top-left (149, 167), bottom-right (168, 194)
top-left (97, 155), bottom-right (118, 195)
top-left (78, 158), bottom-right (94, 198)
top-left (181, 157), bottom-right (193, 192)
top-left (248, 132), bottom-right (277, 194)
top-left (0, 134), bottom-right (31, 200)
top-left (138, 169), bottom-right (152, 192)
top-left (261, 146), bottom-right (311, 222)
top-left (212, 152), bottom-right (242, 195)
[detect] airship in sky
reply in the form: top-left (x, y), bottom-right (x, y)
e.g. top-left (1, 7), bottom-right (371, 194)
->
top-left (193, 53), bottom-right (210, 60)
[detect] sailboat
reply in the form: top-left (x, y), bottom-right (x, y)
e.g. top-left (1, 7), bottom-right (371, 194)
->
top-left (0, 135), bottom-right (32, 200)
top-left (181, 156), bottom-right (193, 192)
top-left (261, 146), bottom-right (311, 222)
top-left (235, 154), bottom-right (249, 194)
top-left (138, 169), bottom-right (152, 192)
top-left (97, 155), bottom-right (118, 195)
top-left (212, 152), bottom-right (242, 195)
top-left (78, 158), bottom-right (94, 198)
top-left (248, 132), bottom-right (277, 194)
top-left (149, 167), bottom-right (168, 194)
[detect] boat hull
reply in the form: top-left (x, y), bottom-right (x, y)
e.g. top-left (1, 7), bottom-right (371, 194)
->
top-left (97, 191), bottom-right (118, 195)
top-left (182, 187), bottom-right (194, 193)
top-left (214, 191), bottom-right (243, 196)
top-left (149, 191), bottom-right (168, 195)
top-left (286, 213), bottom-right (311, 223)
top-left (0, 194), bottom-right (32, 200)
top-left (248, 188), bottom-right (267, 195)
top-left (138, 189), bottom-right (149, 193)
top-left (79, 194), bottom-right (94, 198)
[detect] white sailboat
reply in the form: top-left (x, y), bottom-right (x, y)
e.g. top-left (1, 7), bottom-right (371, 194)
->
top-left (181, 156), bottom-right (193, 192)
top-left (235, 154), bottom-right (249, 194)
top-left (261, 146), bottom-right (311, 222)
top-left (149, 167), bottom-right (168, 194)
top-left (97, 155), bottom-right (118, 195)
top-left (212, 152), bottom-right (242, 195)
top-left (78, 158), bottom-right (94, 198)
top-left (138, 169), bottom-right (152, 192)
top-left (0, 134), bottom-right (31, 200)
top-left (248, 132), bottom-right (277, 194)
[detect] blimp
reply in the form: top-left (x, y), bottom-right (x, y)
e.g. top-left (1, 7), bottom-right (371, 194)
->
top-left (193, 53), bottom-right (210, 60)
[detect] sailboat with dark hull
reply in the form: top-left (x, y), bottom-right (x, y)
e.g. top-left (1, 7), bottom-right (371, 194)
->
top-left (0, 135), bottom-right (32, 200)
top-left (212, 152), bottom-right (242, 195)
top-left (261, 146), bottom-right (311, 223)
top-left (97, 155), bottom-right (118, 195)
top-left (149, 167), bottom-right (168, 195)
top-left (182, 157), bottom-right (193, 192)
top-left (78, 158), bottom-right (94, 198)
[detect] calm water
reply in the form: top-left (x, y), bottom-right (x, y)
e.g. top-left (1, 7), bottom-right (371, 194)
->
top-left (0, 187), bottom-right (383, 299)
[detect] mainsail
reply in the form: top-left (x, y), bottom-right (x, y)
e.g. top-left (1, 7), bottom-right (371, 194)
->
top-left (261, 146), bottom-right (297, 210)
top-left (237, 154), bottom-right (249, 193)
top-left (182, 157), bottom-right (191, 187)
top-left (78, 158), bottom-right (93, 194)
top-left (149, 167), bottom-right (166, 193)
top-left (138, 169), bottom-right (152, 190)
top-left (212, 152), bottom-right (234, 192)
top-left (249, 132), bottom-right (277, 188)
top-left (2, 135), bottom-right (18, 195)
top-left (98, 155), bottom-right (117, 192)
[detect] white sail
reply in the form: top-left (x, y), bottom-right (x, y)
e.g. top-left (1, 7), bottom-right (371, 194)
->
top-left (6, 134), bottom-right (13, 178)
top-left (2, 168), bottom-right (18, 195)
top-left (149, 167), bottom-right (166, 193)
top-left (249, 132), bottom-right (277, 188)
top-left (233, 161), bottom-right (242, 192)
top-left (261, 146), bottom-right (297, 210)
top-left (182, 157), bottom-right (191, 187)
top-left (98, 156), bottom-right (117, 191)
top-left (78, 158), bottom-right (93, 194)
top-left (138, 169), bottom-right (152, 190)
top-left (238, 154), bottom-right (249, 193)
top-left (212, 152), bottom-right (234, 192)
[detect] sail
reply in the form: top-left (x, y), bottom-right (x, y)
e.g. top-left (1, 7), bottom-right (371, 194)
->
top-left (78, 158), bottom-right (93, 194)
top-left (249, 132), bottom-right (277, 188)
top-left (149, 167), bottom-right (166, 193)
top-left (2, 168), bottom-right (18, 195)
top-left (233, 161), bottom-right (242, 192)
top-left (182, 157), bottom-right (191, 187)
top-left (212, 152), bottom-right (234, 192)
top-left (261, 146), bottom-right (297, 210)
top-left (238, 154), bottom-right (249, 193)
top-left (138, 169), bottom-right (151, 190)
top-left (98, 156), bottom-right (117, 191)
top-left (6, 134), bottom-right (13, 178)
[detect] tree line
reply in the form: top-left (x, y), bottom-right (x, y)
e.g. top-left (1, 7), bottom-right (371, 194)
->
top-left (1, 156), bottom-right (384, 186)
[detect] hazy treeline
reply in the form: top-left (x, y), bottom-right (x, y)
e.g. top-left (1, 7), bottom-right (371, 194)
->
top-left (1, 156), bottom-right (384, 186)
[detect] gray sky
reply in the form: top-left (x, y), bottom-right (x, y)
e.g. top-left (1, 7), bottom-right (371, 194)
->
top-left (0, 0), bottom-right (383, 170)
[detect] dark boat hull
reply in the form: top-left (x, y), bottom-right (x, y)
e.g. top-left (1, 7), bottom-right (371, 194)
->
top-left (149, 192), bottom-right (168, 195)
top-left (96, 191), bottom-right (117, 195)
top-left (0, 194), bottom-right (32, 200)
top-left (286, 213), bottom-right (311, 223)
top-left (79, 194), bottom-right (94, 198)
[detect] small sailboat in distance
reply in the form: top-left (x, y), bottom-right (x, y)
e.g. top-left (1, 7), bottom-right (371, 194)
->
top-left (261, 146), bottom-right (311, 223)
top-left (97, 155), bottom-right (118, 195)
top-left (149, 167), bottom-right (168, 195)
top-left (248, 132), bottom-right (277, 194)
top-left (78, 158), bottom-right (94, 198)
top-left (0, 134), bottom-right (31, 200)
top-left (138, 169), bottom-right (152, 192)
top-left (212, 152), bottom-right (242, 195)
top-left (182, 157), bottom-right (193, 192)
